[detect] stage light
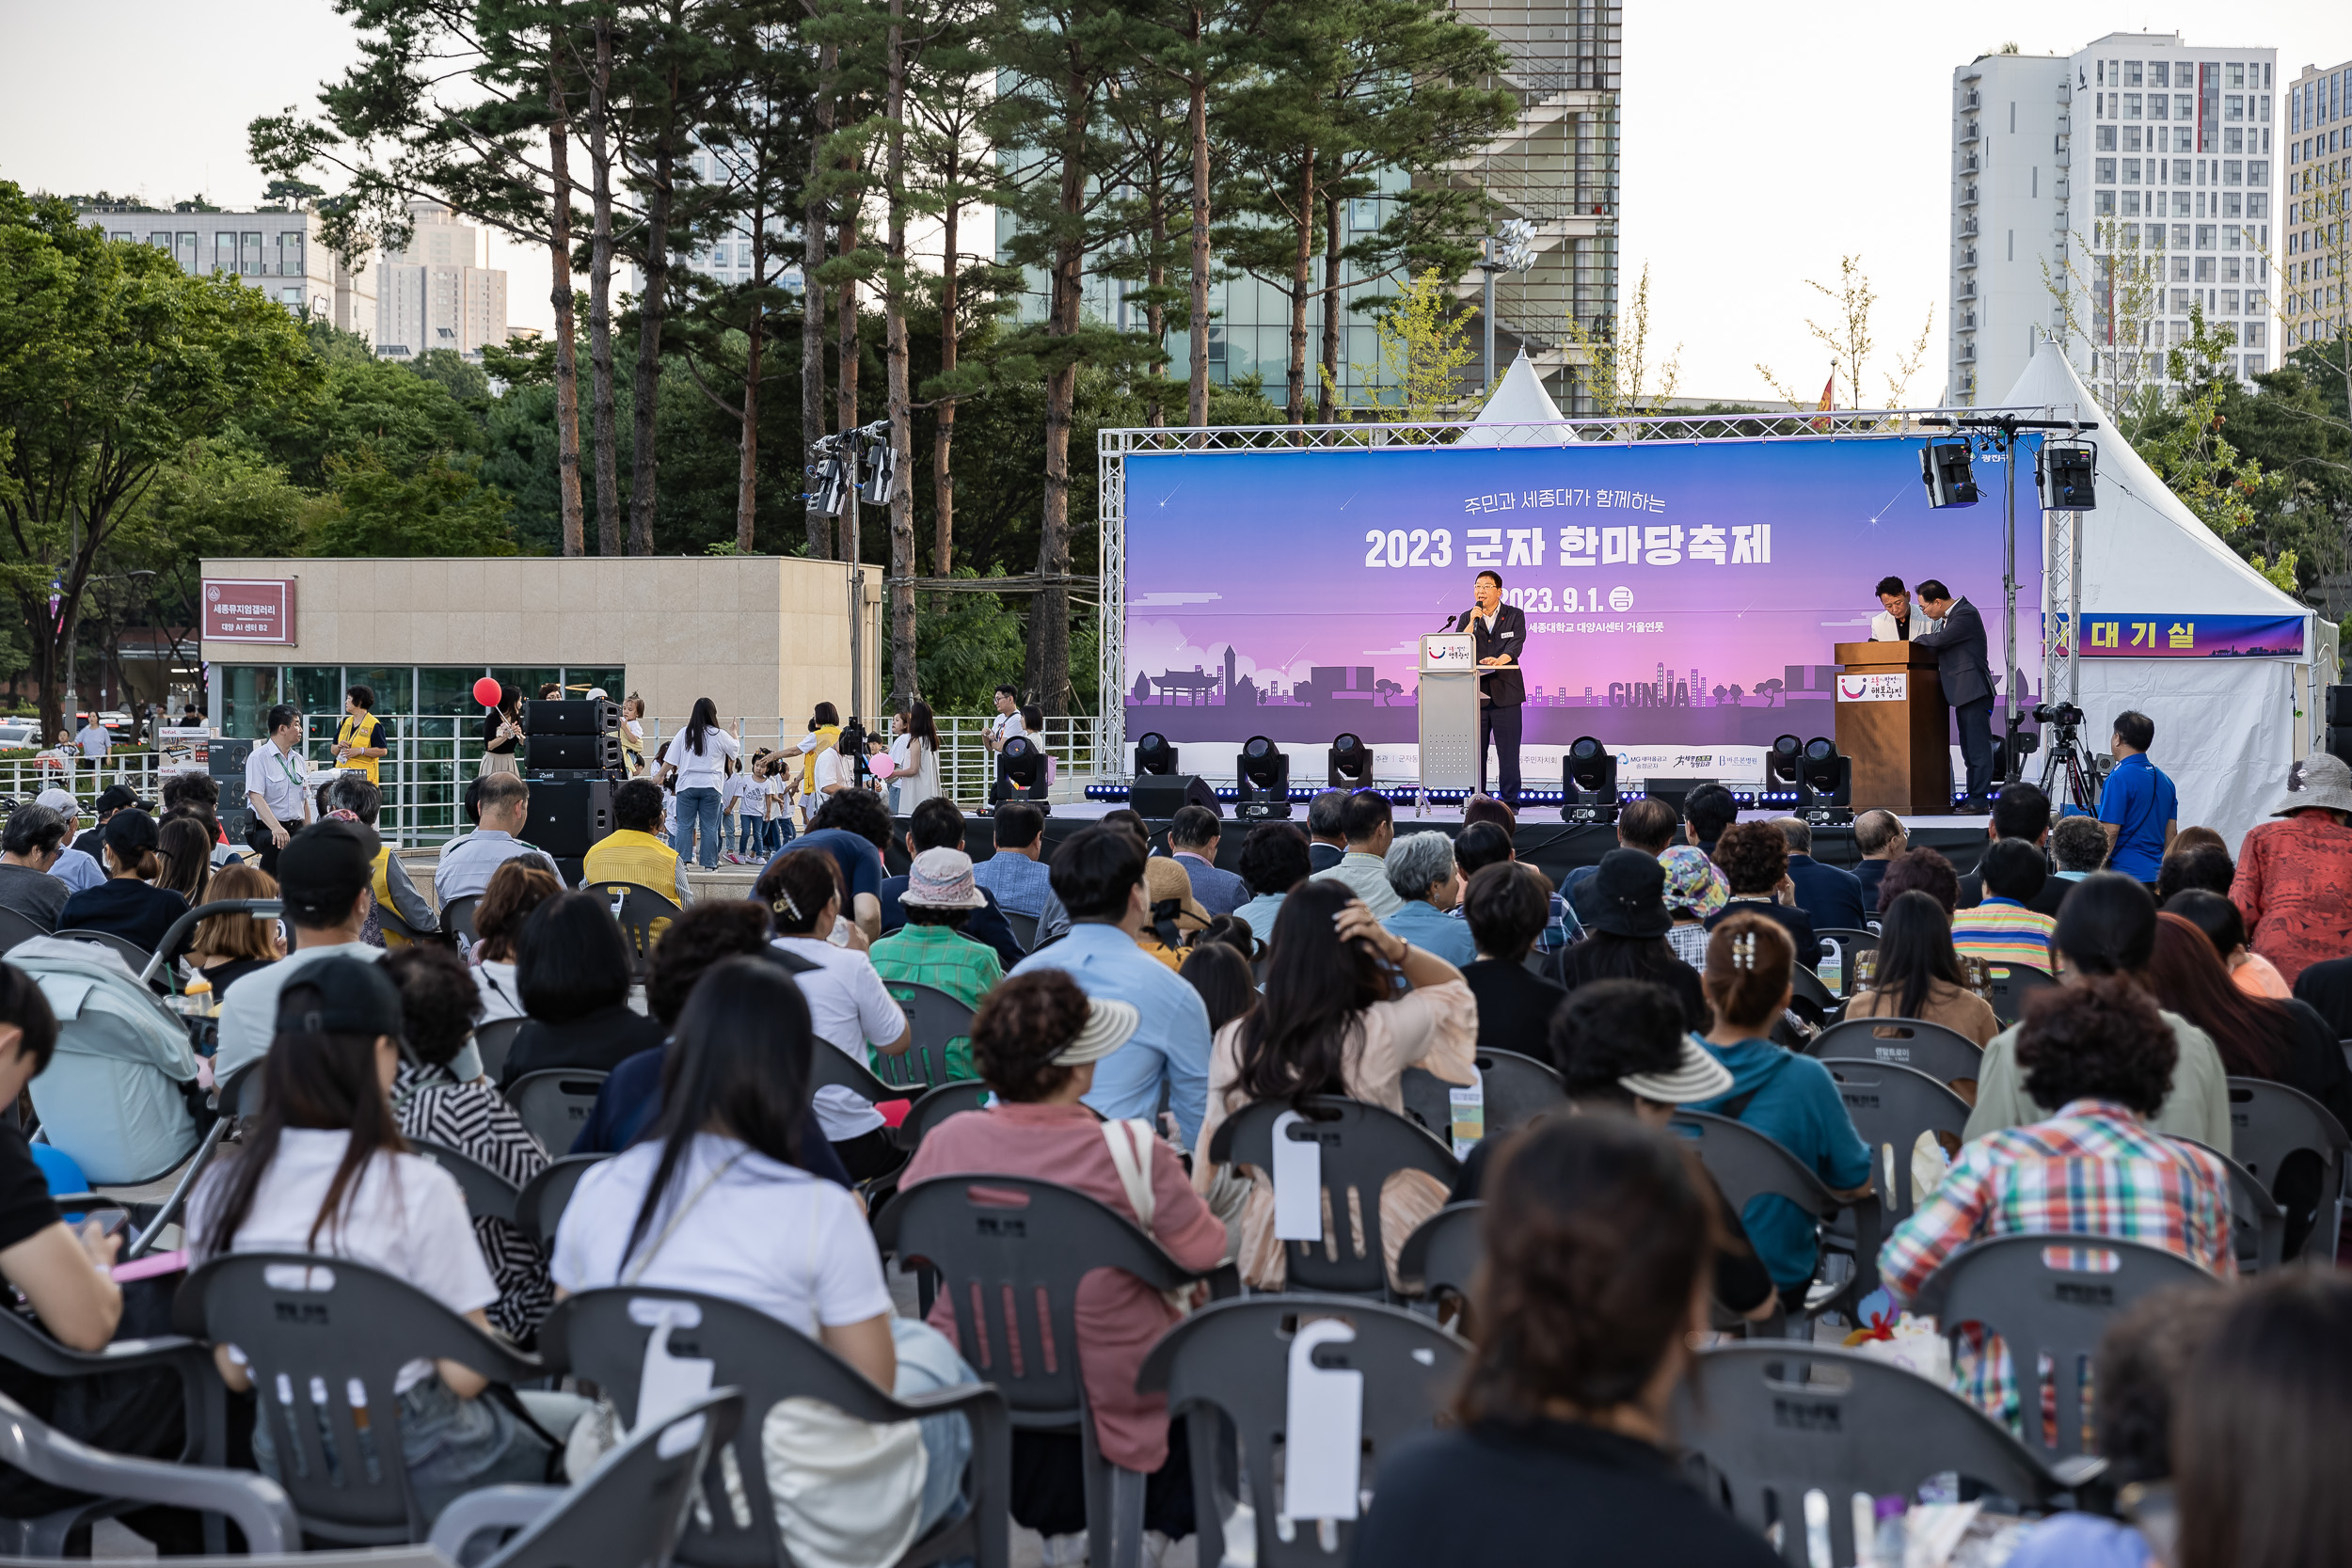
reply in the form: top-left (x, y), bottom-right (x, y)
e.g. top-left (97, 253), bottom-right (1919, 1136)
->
top-left (1000, 735), bottom-right (1049, 802)
top-left (1767, 734), bottom-right (1803, 787)
top-left (1235, 736), bottom-right (1292, 818)
top-left (858, 431), bottom-right (899, 505)
top-left (2036, 440), bottom-right (2097, 511)
top-left (1135, 732), bottom-right (1178, 777)
top-left (1796, 736), bottom-right (1852, 823)
top-left (1920, 440), bottom-right (1979, 508)
top-left (805, 447), bottom-right (849, 516)
top-left (1327, 732), bottom-right (1372, 787)
top-left (1562, 736), bottom-right (1619, 825)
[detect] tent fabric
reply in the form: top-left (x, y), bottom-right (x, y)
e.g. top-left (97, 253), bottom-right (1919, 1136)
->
top-left (1459, 350), bottom-right (1569, 447)
top-left (1995, 338), bottom-right (2312, 843)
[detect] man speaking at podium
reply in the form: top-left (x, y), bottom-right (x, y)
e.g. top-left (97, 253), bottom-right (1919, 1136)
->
top-left (1452, 569), bottom-right (1527, 807)
top-left (1910, 578), bottom-right (1995, 815)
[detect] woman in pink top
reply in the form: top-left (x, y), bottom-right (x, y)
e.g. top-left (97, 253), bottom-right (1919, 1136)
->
top-left (900, 972), bottom-right (1226, 1555)
top-left (1193, 879), bottom-right (1478, 1291)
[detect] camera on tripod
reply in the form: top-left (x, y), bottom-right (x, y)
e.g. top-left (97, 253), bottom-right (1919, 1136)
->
top-left (2030, 701), bottom-right (2084, 727)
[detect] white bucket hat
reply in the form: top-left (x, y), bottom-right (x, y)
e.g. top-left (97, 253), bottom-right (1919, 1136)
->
top-left (2267, 753), bottom-right (2352, 818)
top-left (1053, 998), bottom-right (1141, 1066)
top-left (1619, 1036), bottom-right (1738, 1105)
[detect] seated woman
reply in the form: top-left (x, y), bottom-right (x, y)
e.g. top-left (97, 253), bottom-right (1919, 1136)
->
top-left (868, 849), bottom-right (1005, 1083)
top-left (1380, 832), bottom-right (1478, 968)
top-left (1180, 935), bottom-right (1260, 1037)
top-left (758, 849), bottom-right (912, 1181)
top-left (188, 956), bottom-right (552, 1521)
top-left (550, 957), bottom-right (977, 1566)
top-left (1193, 878), bottom-right (1476, 1291)
top-left (57, 810), bottom-right (187, 955)
top-left (185, 863), bottom-right (285, 1000)
top-left (1702, 821), bottom-right (1818, 959)
top-left (1682, 912), bottom-right (1874, 1309)
top-left (1457, 861), bottom-right (1567, 1065)
top-left (1659, 846), bottom-right (1727, 969)
top-left (155, 814), bottom-right (214, 911)
top-left (1549, 849), bottom-right (1710, 1033)
top-left (902, 972), bottom-right (1226, 1555)
top-left (470, 861), bottom-right (562, 1024)
top-left (1844, 889), bottom-right (2001, 1050)
top-left (1354, 1115), bottom-right (1780, 1568)
top-left (498, 890), bottom-right (668, 1087)
top-left (2167, 887), bottom-right (2291, 1000)
top-left (1230, 823), bottom-right (1311, 947)
top-left (384, 945), bottom-right (554, 1340)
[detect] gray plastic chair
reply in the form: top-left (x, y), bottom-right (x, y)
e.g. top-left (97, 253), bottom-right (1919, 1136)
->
top-left (1395, 1200), bottom-right (1483, 1307)
top-left (51, 928), bottom-right (154, 974)
top-left (2176, 1137), bottom-right (2286, 1275)
top-left (1401, 1051), bottom-right (1565, 1145)
top-left (472, 1017), bottom-right (527, 1082)
top-left (0, 905), bottom-right (50, 954)
top-left (0, 1386), bottom-right (297, 1557)
top-left (1808, 1017), bottom-right (1984, 1094)
top-left (582, 879), bottom-right (680, 982)
top-left (503, 1069), bottom-right (610, 1156)
top-left (1135, 1295), bottom-right (1468, 1568)
top-left (516, 1154), bottom-right (609, 1247)
top-left (1209, 1096), bottom-right (1461, 1297)
top-left (1675, 1342), bottom-right (2086, 1567)
top-left (876, 981), bottom-right (976, 1091)
top-left (412, 1137), bottom-right (523, 1227)
top-left (1985, 960), bottom-right (2058, 1025)
top-left (1002, 910), bottom-right (1039, 951)
top-left (1788, 963), bottom-right (1837, 1020)
top-left (1668, 1110), bottom-right (1883, 1319)
top-left (809, 1038), bottom-right (913, 1105)
top-left (440, 894), bottom-right (482, 947)
top-left (1819, 1059), bottom-right (1973, 1227)
top-left (1908, 1232), bottom-right (2223, 1463)
top-left (174, 1252), bottom-right (547, 1545)
top-left (876, 1175), bottom-right (1233, 1568)
top-left (538, 1290), bottom-right (1007, 1568)
top-left (1813, 927), bottom-right (1879, 999)
top-left (2224, 1075), bottom-right (2350, 1262)
top-left (432, 1388), bottom-right (740, 1568)
top-left (894, 1079), bottom-right (992, 1153)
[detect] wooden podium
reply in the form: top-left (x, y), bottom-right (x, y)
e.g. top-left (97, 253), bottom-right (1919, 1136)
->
top-left (1833, 641), bottom-right (1949, 815)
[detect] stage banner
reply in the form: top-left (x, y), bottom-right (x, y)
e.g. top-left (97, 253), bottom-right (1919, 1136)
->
top-left (1122, 436), bottom-right (2042, 748)
top-left (2059, 611), bottom-right (2307, 659)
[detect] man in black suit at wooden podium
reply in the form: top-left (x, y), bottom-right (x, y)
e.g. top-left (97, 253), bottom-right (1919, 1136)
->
top-left (1911, 578), bottom-right (1995, 814)
top-left (1453, 568), bottom-right (1528, 808)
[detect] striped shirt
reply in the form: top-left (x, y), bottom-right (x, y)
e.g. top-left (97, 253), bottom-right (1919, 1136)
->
top-left (1950, 896), bottom-right (2056, 971)
top-left (1878, 1100), bottom-right (2233, 1429)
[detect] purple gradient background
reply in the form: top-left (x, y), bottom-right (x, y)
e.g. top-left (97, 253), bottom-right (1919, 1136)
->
top-left (1122, 436), bottom-right (2044, 746)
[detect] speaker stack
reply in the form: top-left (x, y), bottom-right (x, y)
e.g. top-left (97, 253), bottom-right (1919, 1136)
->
top-left (1130, 774), bottom-right (1221, 819)
top-left (2328, 687), bottom-right (2352, 770)
top-left (521, 697), bottom-right (624, 859)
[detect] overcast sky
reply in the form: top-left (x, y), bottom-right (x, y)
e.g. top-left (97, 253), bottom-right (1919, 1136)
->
top-left (2, 0), bottom-right (2346, 404)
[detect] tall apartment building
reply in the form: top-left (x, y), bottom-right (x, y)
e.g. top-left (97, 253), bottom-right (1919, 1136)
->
top-left (1948, 35), bottom-right (2277, 409)
top-left (375, 200), bottom-right (509, 361)
top-left (2281, 59), bottom-right (2351, 351)
top-left (74, 203), bottom-right (376, 344)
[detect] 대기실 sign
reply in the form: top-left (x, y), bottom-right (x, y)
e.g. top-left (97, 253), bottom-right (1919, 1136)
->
top-left (201, 578), bottom-right (297, 644)
top-left (2056, 612), bottom-right (2306, 659)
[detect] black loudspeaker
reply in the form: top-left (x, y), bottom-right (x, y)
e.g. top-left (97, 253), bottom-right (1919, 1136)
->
top-left (523, 698), bottom-right (621, 736)
top-left (2327, 686), bottom-right (2352, 727)
top-left (209, 741), bottom-right (254, 843)
top-left (524, 732), bottom-right (624, 771)
top-left (1129, 774), bottom-right (1221, 819)
top-left (2328, 728), bottom-right (2352, 768)
top-left (523, 777), bottom-right (615, 859)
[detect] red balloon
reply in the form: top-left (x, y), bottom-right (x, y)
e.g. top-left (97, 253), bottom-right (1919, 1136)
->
top-left (472, 676), bottom-right (503, 707)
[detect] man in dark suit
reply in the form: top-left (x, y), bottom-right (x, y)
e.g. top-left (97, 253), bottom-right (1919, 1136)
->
top-left (1772, 816), bottom-right (1868, 931)
top-left (1911, 578), bottom-right (1996, 812)
top-left (1454, 569), bottom-right (1528, 807)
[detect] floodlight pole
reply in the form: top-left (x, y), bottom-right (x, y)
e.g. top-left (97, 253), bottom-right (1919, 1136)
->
top-left (1479, 237), bottom-right (1500, 392)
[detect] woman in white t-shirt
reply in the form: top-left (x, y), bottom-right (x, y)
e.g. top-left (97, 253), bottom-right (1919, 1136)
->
top-left (549, 957), bottom-right (977, 1565)
top-left (187, 955), bottom-right (553, 1522)
top-left (755, 849), bottom-right (911, 1180)
top-left (666, 698), bottom-right (741, 872)
top-left (813, 730), bottom-right (859, 800)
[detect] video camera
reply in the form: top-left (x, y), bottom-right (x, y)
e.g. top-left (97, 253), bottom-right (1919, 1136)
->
top-left (2030, 700), bottom-right (2084, 727)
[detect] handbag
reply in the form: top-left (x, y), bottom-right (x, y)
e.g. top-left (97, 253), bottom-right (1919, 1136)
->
top-left (1101, 1119), bottom-right (1201, 1317)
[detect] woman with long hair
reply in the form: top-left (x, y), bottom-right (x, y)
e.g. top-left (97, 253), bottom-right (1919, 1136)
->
top-left (480, 684), bottom-right (522, 777)
top-left (1844, 889), bottom-right (2000, 1047)
top-left (1193, 877), bottom-right (1475, 1291)
top-left (665, 697), bottom-right (740, 872)
top-left (185, 863), bottom-right (285, 998)
top-left (2167, 886), bottom-right (2290, 998)
top-left (1179, 937), bottom-right (1259, 1036)
top-left (550, 958), bottom-right (977, 1565)
top-left (894, 700), bottom-right (944, 812)
top-left (1354, 1116), bottom-right (1778, 1568)
top-left (155, 814), bottom-right (213, 908)
top-left (469, 861), bottom-right (561, 1023)
top-left (189, 957), bottom-right (551, 1519)
top-left (759, 848), bottom-right (913, 1179)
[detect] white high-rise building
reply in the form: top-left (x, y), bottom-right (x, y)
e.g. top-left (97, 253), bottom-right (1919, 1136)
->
top-left (75, 203), bottom-right (376, 344)
top-left (2281, 58), bottom-right (2351, 351)
top-left (375, 199), bottom-right (509, 361)
top-left (1948, 35), bottom-right (2277, 408)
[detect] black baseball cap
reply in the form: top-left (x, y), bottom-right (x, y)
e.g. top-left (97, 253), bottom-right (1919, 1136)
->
top-left (275, 955), bottom-right (404, 1040)
top-left (277, 818), bottom-right (380, 925)
top-left (94, 784), bottom-right (145, 815)
top-left (102, 809), bottom-right (159, 859)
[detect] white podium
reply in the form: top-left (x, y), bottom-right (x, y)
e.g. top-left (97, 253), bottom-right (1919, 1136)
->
top-left (1419, 633), bottom-right (1480, 792)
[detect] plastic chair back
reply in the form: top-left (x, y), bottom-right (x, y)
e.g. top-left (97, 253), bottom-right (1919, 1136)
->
top-left (877, 981), bottom-right (975, 1090)
top-left (174, 1252), bottom-right (542, 1544)
top-left (1908, 1232), bottom-right (2222, 1463)
top-left (411, 1137), bottom-right (523, 1227)
top-left (1400, 1050), bottom-right (1565, 1146)
top-left (472, 1017), bottom-right (526, 1081)
top-left (538, 1291), bottom-right (1008, 1568)
top-left (1985, 960), bottom-right (2058, 1025)
top-left (0, 904), bottom-right (51, 953)
top-left (809, 1037), bottom-right (908, 1105)
top-left (895, 1079), bottom-right (992, 1152)
top-left (1136, 1295), bottom-right (1467, 1568)
top-left (0, 1386), bottom-right (296, 1556)
top-left (440, 894), bottom-right (482, 946)
top-left (1668, 1109), bottom-right (1883, 1308)
top-left (2175, 1137), bottom-right (2285, 1275)
top-left (1814, 927), bottom-right (1879, 999)
top-left (2225, 1075), bottom-right (2350, 1261)
top-left (1788, 963), bottom-right (1836, 1019)
top-left (1395, 1201), bottom-right (1483, 1305)
top-left (583, 879), bottom-right (680, 980)
top-left (1675, 1343), bottom-right (2073, 1566)
top-left (1208, 1096), bottom-right (1460, 1296)
top-left (1003, 910), bottom-right (1039, 951)
top-left (1808, 1017), bottom-right (1984, 1095)
top-left (516, 1154), bottom-right (609, 1247)
top-left (503, 1069), bottom-right (610, 1157)
top-left (1820, 1059), bottom-right (1972, 1227)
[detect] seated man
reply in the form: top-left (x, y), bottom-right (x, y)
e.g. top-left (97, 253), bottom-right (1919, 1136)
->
top-left (433, 771), bottom-right (559, 910)
top-left (581, 778), bottom-right (695, 909)
top-left (879, 797), bottom-right (1025, 969)
top-left (1308, 789), bottom-right (1402, 918)
top-left (1851, 808), bottom-right (1908, 912)
top-left (1774, 816), bottom-right (1867, 932)
top-left (33, 789), bottom-right (105, 895)
top-left (1166, 805), bottom-right (1246, 918)
top-left (1950, 837), bottom-right (2057, 971)
top-left (1379, 831), bottom-right (1477, 967)
top-left (0, 803), bottom-right (71, 931)
top-left (970, 800), bottom-right (1052, 918)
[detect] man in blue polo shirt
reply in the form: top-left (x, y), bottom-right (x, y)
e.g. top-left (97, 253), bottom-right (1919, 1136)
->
top-left (2095, 709), bottom-right (2177, 881)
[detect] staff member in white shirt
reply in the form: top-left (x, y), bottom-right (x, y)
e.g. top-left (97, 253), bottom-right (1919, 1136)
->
top-left (72, 717), bottom-right (111, 779)
top-left (667, 697), bottom-right (741, 872)
top-left (1868, 576), bottom-right (1918, 641)
top-left (983, 685), bottom-right (1025, 805)
top-left (244, 703), bottom-right (312, 875)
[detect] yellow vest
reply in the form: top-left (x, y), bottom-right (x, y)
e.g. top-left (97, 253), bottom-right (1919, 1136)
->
top-left (801, 727), bottom-right (841, 795)
top-left (336, 712), bottom-right (383, 784)
top-left (584, 830), bottom-right (683, 903)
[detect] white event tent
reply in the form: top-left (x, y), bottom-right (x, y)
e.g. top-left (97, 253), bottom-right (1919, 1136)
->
top-left (1996, 338), bottom-right (2332, 845)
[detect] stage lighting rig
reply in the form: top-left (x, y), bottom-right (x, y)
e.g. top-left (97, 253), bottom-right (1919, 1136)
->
top-left (1000, 735), bottom-right (1049, 804)
top-left (1562, 736), bottom-right (1619, 824)
top-left (1795, 736), bottom-right (1852, 825)
top-left (1767, 735), bottom-right (1804, 789)
top-left (855, 419), bottom-right (898, 505)
top-left (1235, 736), bottom-right (1292, 818)
top-left (804, 435), bottom-right (850, 516)
top-left (1327, 733), bottom-right (1372, 788)
top-left (1134, 732), bottom-right (1178, 777)
top-left (2036, 441), bottom-right (2097, 511)
top-left (1919, 440), bottom-right (1979, 508)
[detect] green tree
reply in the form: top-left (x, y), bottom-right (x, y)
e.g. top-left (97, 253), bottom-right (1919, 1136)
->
top-left (1353, 267), bottom-right (1473, 420)
top-left (305, 452), bottom-right (518, 556)
top-left (0, 186), bottom-right (317, 736)
top-left (2127, 305), bottom-right (2300, 587)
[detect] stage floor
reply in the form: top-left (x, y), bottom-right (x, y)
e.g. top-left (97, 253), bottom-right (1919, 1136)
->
top-left (1040, 800), bottom-right (1988, 832)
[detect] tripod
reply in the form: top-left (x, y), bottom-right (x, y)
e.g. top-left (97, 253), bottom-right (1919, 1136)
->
top-left (2038, 721), bottom-right (2104, 812)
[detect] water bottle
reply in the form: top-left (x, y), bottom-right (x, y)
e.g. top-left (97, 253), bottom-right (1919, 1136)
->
top-left (1871, 1495), bottom-right (1908, 1568)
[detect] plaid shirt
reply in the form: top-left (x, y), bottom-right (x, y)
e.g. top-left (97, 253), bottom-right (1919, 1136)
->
top-left (1879, 1100), bottom-right (2233, 1429)
top-left (869, 923), bottom-right (1005, 1081)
